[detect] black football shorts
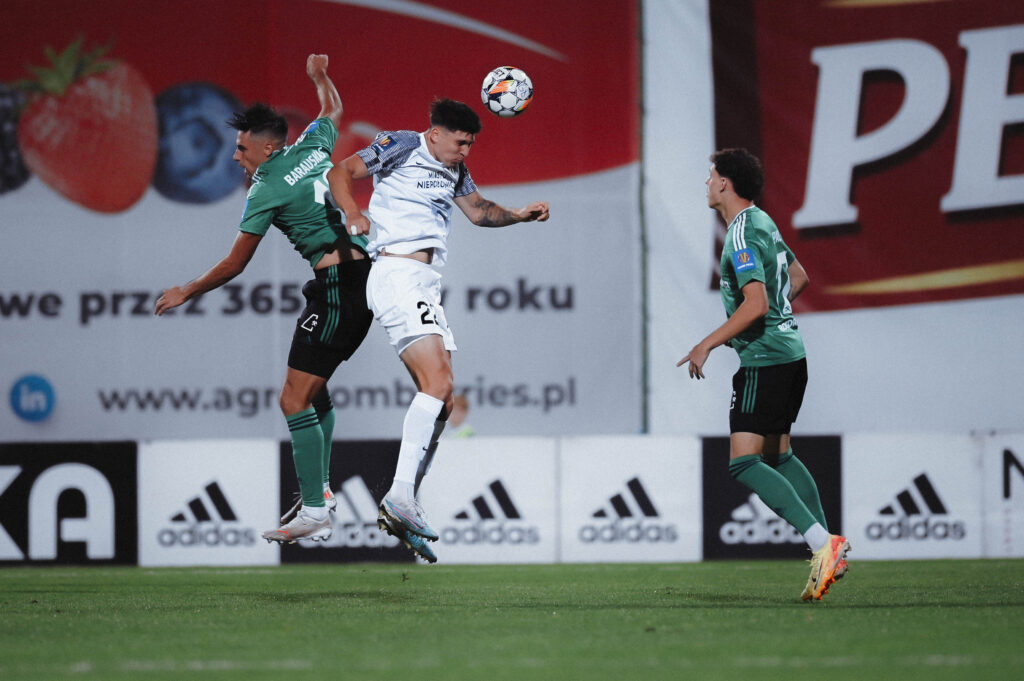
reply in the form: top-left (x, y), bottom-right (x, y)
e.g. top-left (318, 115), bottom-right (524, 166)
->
top-left (729, 358), bottom-right (808, 435)
top-left (287, 258), bottom-right (372, 379)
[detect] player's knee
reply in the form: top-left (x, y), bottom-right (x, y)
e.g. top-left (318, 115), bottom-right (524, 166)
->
top-left (278, 391), bottom-right (294, 416)
top-left (278, 385), bottom-right (308, 416)
top-left (427, 377), bottom-right (454, 407)
top-left (419, 373), bottom-right (453, 411)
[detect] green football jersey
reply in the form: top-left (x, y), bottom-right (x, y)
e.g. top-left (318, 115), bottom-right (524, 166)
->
top-left (238, 117), bottom-right (368, 266)
top-left (719, 206), bottom-right (806, 367)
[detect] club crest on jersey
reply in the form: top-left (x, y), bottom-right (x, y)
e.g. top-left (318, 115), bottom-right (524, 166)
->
top-left (732, 248), bottom-right (757, 273)
top-left (372, 135), bottom-right (394, 154)
top-left (292, 120), bottom-right (319, 146)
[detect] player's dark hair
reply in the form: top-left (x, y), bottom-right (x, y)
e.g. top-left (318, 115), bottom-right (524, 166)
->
top-left (227, 103), bottom-right (288, 145)
top-left (430, 98), bottom-right (482, 135)
top-left (710, 148), bottom-right (764, 201)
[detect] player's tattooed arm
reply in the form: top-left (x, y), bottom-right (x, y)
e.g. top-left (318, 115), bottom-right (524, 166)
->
top-left (456, 191), bottom-right (550, 227)
top-left (472, 196), bottom-right (518, 227)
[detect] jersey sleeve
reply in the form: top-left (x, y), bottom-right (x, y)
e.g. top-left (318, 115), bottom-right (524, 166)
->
top-left (237, 180), bottom-right (277, 236)
top-left (356, 130), bottom-right (419, 175)
top-left (455, 163), bottom-right (477, 197)
top-left (294, 117), bottom-right (338, 151)
top-left (783, 241), bottom-right (797, 266)
top-left (730, 228), bottom-right (770, 288)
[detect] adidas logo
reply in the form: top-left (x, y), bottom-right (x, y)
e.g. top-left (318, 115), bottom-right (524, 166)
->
top-left (718, 493), bottom-right (802, 545)
top-left (455, 480), bottom-right (522, 520)
top-left (313, 476), bottom-right (399, 549)
top-left (443, 480), bottom-right (539, 545)
top-left (867, 473), bottom-right (965, 541)
top-left (579, 477), bottom-right (677, 544)
top-left (170, 481), bottom-right (237, 523)
top-left (879, 473), bottom-right (947, 516)
top-left (592, 477), bottom-right (658, 519)
top-left (158, 481), bottom-right (255, 547)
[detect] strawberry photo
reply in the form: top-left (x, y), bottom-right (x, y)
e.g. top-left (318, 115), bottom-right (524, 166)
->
top-left (16, 38), bottom-right (157, 213)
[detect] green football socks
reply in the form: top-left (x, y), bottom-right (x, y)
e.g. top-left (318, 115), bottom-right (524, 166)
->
top-left (286, 408), bottom-right (325, 508)
top-left (771, 448), bottom-right (828, 530)
top-left (729, 454), bottom-right (817, 535)
top-left (313, 393), bottom-right (336, 487)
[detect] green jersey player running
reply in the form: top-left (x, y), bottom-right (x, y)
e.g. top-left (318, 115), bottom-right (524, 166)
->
top-left (155, 54), bottom-right (376, 549)
top-left (677, 148), bottom-right (850, 602)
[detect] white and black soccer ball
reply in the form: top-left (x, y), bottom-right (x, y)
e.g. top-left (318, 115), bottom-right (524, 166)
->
top-left (480, 66), bottom-right (534, 118)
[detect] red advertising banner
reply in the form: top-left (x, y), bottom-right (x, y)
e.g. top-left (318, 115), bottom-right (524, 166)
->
top-left (1, 0), bottom-right (638, 211)
top-left (712, 0), bottom-right (1024, 311)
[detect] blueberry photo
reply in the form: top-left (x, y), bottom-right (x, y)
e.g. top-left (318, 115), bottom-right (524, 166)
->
top-left (154, 82), bottom-right (244, 203)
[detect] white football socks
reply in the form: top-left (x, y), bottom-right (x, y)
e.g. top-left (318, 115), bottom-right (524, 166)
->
top-left (300, 505), bottom-right (328, 521)
top-left (390, 392), bottom-right (445, 501)
top-left (803, 523), bottom-right (830, 552)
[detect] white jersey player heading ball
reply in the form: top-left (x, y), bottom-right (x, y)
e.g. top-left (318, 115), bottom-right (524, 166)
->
top-left (327, 98), bottom-right (549, 562)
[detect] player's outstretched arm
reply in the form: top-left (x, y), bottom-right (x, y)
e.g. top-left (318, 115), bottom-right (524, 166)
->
top-left (306, 53), bottom-right (342, 130)
top-left (455, 192), bottom-right (549, 227)
top-left (154, 232), bottom-right (262, 315)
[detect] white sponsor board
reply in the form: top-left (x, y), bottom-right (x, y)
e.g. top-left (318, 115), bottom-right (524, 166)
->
top-left (138, 439), bottom-right (279, 566)
top-left (418, 437), bottom-right (557, 564)
top-left (559, 436), bottom-right (702, 563)
top-left (843, 433), bottom-right (982, 560)
top-left (2, 167), bottom-right (640, 442)
top-left (979, 430), bottom-right (1024, 558)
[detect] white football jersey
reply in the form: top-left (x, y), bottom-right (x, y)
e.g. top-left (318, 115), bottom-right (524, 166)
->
top-left (357, 130), bottom-right (477, 267)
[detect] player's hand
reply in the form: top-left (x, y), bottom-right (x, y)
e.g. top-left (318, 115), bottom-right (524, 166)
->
top-left (346, 213), bottom-right (371, 237)
top-left (154, 287), bottom-right (187, 316)
top-left (306, 54), bottom-right (329, 79)
top-left (676, 344), bottom-right (710, 379)
top-left (516, 201), bottom-right (550, 223)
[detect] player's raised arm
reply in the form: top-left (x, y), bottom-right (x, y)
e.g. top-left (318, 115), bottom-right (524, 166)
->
top-left (327, 154), bottom-right (372, 236)
top-left (306, 53), bottom-right (342, 129)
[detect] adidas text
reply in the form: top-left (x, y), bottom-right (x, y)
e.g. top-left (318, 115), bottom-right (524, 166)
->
top-left (441, 522), bottom-right (540, 545)
top-left (866, 517), bottom-right (966, 541)
top-left (158, 524), bottom-right (256, 547)
top-left (579, 520), bottom-right (678, 543)
top-left (719, 517), bottom-right (802, 545)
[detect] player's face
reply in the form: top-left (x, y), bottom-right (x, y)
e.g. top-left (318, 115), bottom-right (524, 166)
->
top-left (706, 165), bottom-right (727, 209)
top-left (233, 131), bottom-right (272, 178)
top-left (430, 127), bottom-right (475, 167)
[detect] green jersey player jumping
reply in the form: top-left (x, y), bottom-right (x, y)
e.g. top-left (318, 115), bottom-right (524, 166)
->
top-left (155, 54), bottom-right (401, 554)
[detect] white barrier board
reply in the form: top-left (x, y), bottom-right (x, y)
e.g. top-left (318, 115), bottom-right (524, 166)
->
top-left (559, 436), bottom-right (702, 563)
top-left (138, 439), bottom-right (279, 566)
top-left (843, 433), bottom-right (982, 560)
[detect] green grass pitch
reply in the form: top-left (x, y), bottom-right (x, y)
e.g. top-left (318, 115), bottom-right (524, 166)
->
top-left (1, 559), bottom-right (1021, 681)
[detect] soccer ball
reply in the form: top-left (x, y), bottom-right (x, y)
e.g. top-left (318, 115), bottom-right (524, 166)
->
top-left (480, 66), bottom-right (533, 118)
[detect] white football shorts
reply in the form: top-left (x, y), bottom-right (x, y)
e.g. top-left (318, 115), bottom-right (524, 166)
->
top-left (366, 255), bottom-right (457, 356)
